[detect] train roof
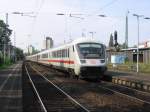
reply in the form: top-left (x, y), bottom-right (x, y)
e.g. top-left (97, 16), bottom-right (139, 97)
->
top-left (72, 37), bottom-right (102, 44)
top-left (27, 37), bottom-right (104, 57)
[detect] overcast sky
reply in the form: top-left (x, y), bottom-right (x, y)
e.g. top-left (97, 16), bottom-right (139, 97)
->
top-left (0, 0), bottom-right (150, 51)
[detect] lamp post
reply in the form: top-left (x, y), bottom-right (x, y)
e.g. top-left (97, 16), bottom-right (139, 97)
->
top-left (89, 32), bottom-right (96, 38)
top-left (57, 13), bottom-right (106, 40)
top-left (144, 17), bottom-right (150, 20)
top-left (11, 12), bottom-right (35, 62)
top-left (57, 13), bottom-right (84, 19)
top-left (98, 14), bottom-right (107, 17)
top-left (133, 14), bottom-right (144, 73)
top-left (125, 11), bottom-right (129, 49)
top-left (57, 13), bottom-right (84, 42)
top-left (88, 14), bottom-right (106, 38)
top-left (12, 12), bottom-right (36, 17)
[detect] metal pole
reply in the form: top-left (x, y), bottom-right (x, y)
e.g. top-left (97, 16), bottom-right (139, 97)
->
top-left (3, 13), bottom-right (9, 64)
top-left (137, 16), bottom-right (139, 73)
top-left (133, 14), bottom-right (143, 73)
top-left (3, 40), bottom-right (5, 64)
top-left (6, 13), bottom-right (8, 26)
top-left (89, 32), bottom-right (96, 38)
top-left (14, 32), bottom-right (16, 62)
top-left (90, 32), bottom-right (94, 38)
top-left (8, 43), bottom-right (10, 60)
top-left (125, 11), bottom-right (129, 49)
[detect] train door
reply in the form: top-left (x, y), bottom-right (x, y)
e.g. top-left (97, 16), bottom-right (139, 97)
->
top-left (68, 45), bottom-right (75, 69)
top-left (60, 50), bottom-right (64, 68)
top-left (37, 55), bottom-right (39, 62)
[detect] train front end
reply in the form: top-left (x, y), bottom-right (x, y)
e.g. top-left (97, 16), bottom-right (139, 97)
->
top-left (75, 41), bottom-right (107, 79)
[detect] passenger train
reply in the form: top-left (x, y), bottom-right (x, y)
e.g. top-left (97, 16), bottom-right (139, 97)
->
top-left (26, 38), bottom-right (107, 79)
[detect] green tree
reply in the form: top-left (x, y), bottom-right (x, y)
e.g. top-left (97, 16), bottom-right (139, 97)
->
top-left (0, 20), bottom-right (12, 50)
top-left (109, 33), bottom-right (114, 48)
top-left (0, 20), bottom-right (12, 63)
top-left (15, 48), bottom-right (24, 60)
top-left (121, 42), bottom-right (128, 49)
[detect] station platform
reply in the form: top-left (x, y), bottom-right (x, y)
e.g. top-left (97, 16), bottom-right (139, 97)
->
top-left (0, 62), bottom-right (22, 112)
top-left (104, 70), bottom-right (150, 92)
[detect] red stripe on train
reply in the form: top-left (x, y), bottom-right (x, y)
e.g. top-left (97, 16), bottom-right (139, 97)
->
top-left (40, 59), bottom-right (74, 64)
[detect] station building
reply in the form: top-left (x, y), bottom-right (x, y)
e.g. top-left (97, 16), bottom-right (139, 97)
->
top-left (107, 41), bottom-right (150, 64)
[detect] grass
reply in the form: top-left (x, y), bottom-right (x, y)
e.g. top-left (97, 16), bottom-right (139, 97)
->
top-left (107, 62), bottom-right (150, 74)
top-left (139, 63), bottom-right (150, 73)
top-left (0, 57), bottom-right (13, 70)
top-left (0, 63), bottom-right (12, 69)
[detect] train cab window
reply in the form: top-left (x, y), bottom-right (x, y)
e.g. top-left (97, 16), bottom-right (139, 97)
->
top-left (77, 43), bottom-right (105, 59)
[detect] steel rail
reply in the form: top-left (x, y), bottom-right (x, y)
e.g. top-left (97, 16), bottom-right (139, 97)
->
top-left (101, 81), bottom-right (150, 96)
top-left (29, 63), bottom-right (90, 112)
top-left (25, 65), bottom-right (47, 112)
top-left (98, 84), bottom-right (150, 105)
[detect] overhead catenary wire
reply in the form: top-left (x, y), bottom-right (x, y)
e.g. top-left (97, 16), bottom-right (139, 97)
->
top-left (88, 0), bottom-right (119, 16)
top-left (28, 0), bottom-right (45, 47)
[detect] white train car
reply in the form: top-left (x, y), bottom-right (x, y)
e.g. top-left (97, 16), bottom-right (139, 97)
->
top-left (26, 38), bottom-right (107, 79)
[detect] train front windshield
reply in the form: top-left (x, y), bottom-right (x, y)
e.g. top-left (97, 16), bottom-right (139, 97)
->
top-left (77, 43), bottom-right (105, 59)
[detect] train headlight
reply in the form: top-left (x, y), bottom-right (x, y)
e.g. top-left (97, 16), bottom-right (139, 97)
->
top-left (80, 60), bottom-right (86, 63)
top-left (100, 60), bottom-right (105, 63)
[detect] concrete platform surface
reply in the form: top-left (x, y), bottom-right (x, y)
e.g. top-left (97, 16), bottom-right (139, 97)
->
top-left (0, 62), bottom-right (22, 112)
top-left (105, 70), bottom-right (150, 92)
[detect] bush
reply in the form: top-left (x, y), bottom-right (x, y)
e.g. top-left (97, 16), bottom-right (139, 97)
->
top-left (107, 62), bottom-right (150, 74)
top-left (0, 56), bottom-right (12, 69)
top-left (139, 63), bottom-right (150, 73)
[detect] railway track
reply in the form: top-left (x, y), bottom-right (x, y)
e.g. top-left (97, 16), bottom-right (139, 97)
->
top-left (31, 62), bottom-right (150, 105)
top-left (23, 62), bottom-right (89, 112)
top-left (100, 81), bottom-right (150, 105)
top-left (27, 61), bottom-right (150, 112)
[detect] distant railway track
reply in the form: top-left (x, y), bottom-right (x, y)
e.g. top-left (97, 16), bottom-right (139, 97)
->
top-left (100, 81), bottom-right (150, 105)
top-left (24, 62), bottom-right (90, 112)
top-left (27, 61), bottom-right (150, 112)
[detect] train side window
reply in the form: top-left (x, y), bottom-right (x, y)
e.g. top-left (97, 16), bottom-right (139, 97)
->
top-left (42, 53), bottom-right (48, 58)
top-left (62, 50), bottom-right (64, 58)
top-left (49, 53), bottom-right (51, 58)
top-left (56, 51), bottom-right (57, 58)
top-left (60, 50), bottom-right (62, 58)
top-left (52, 52), bottom-right (54, 58)
top-left (64, 49), bottom-right (66, 57)
top-left (55, 51), bottom-right (56, 58)
top-left (66, 49), bottom-right (67, 57)
top-left (62, 50), bottom-right (64, 57)
top-left (68, 48), bottom-right (69, 57)
top-left (65, 49), bottom-right (67, 58)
